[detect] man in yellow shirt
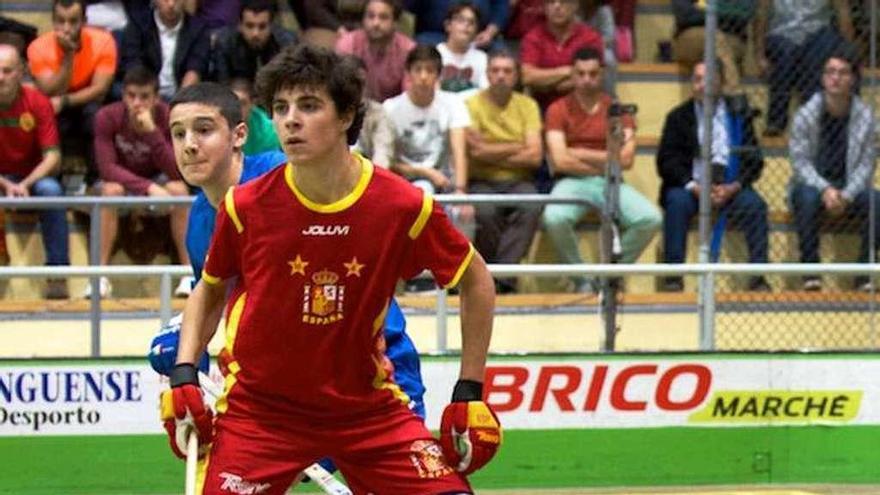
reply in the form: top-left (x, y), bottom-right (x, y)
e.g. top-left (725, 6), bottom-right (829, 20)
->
top-left (465, 48), bottom-right (543, 293)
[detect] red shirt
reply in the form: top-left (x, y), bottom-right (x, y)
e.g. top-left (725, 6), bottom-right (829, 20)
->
top-left (335, 29), bottom-right (415, 102)
top-left (545, 93), bottom-right (635, 152)
top-left (0, 85), bottom-right (59, 175)
top-left (520, 22), bottom-right (603, 110)
top-left (204, 156), bottom-right (473, 421)
top-left (94, 101), bottom-right (179, 195)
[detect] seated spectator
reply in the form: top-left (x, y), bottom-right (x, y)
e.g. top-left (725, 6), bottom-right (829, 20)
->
top-left (656, 61), bottom-right (770, 293)
top-left (671, 0), bottom-right (756, 96)
top-left (190, 0), bottom-right (240, 32)
top-left (120, 0), bottom-right (210, 101)
top-left (789, 48), bottom-right (878, 292)
top-left (213, 0), bottom-right (297, 83)
top-left (520, 0), bottom-right (603, 112)
top-left (542, 48), bottom-right (661, 293)
top-left (0, 43), bottom-right (70, 299)
top-left (437, 1), bottom-right (489, 97)
top-left (581, 0), bottom-right (618, 95)
top-left (465, 49), bottom-right (543, 293)
top-left (383, 45), bottom-right (474, 290)
top-left (229, 78), bottom-right (279, 155)
top-left (289, 0), bottom-right (345, 49)
top-left (28, 0), bottom-right (117, 187)
top-left (755, 0), bottom-right (853, 136)
top-left (349, 57), bottom-right (396, 168)
top-left (0, 16), bottom-right (38, 58)
top-left (405, 0), bottom-right (508, 49)
top-left (92, 67), bottom-right (192, 298)
top-left (505, 0), bottom-right (543, 52)
top-left (335, 0), bottom-right (415, 102)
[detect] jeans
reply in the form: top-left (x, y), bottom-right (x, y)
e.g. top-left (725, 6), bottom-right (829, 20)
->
top-left (543, 176), bottom-right (661, 285)
top-left (4, 175), bottom-right (70, 265)
top-left (662, 187), bottom-right (769, 264)
top-left (790, 183), bottom-right (880, 263)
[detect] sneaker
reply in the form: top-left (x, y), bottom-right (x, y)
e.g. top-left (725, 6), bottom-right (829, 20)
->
top-left (82, 276), bottom-right (112, 299)
top-left (803, 277), bottom-right (822, 292)
top-left (747, 276), bottom-right (771, 292)
top-left (44, 278), bottom-right (69, 300)
top-left (661, 276), bottom-right (684, 292)
top-left (175, 275), bottom-right (195, 298)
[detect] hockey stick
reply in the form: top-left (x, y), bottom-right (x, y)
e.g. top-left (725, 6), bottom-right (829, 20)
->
top-left (197, 372), bottom-right (352, 495)
top-left (185, 430), bottom-right (198, 495)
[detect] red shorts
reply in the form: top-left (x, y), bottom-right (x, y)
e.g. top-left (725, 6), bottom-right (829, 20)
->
top-left (198, 403), bottom-right (471, 494)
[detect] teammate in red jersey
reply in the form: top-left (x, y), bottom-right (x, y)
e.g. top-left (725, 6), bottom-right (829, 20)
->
top-left (162, 44), bottom-right (501, 494)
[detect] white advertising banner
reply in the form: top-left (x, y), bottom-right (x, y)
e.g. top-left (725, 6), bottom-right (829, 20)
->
top-left (2, 356), bottom-right (878, 436)
top-left (421, 357), bottom-right (880, 430)
top-left (0, 364), bottom-right (165, 436)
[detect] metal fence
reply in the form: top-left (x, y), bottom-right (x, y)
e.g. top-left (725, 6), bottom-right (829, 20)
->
top-left (688, 0), bottom-right (880, 349)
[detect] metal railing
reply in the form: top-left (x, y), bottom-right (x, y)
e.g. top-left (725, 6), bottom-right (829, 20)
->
top-left (3, 262), bottom-right (880, 356)
top-left (3, 195), bottom-right (880, 356)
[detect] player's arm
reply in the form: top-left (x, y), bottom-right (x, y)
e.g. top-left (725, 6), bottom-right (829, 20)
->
top-left (176, 278), bottom-right (226, 365)
top-left (456, 250), bottom-right (495, 382)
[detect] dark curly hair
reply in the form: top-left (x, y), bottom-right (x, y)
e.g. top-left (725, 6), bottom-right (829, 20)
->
top-left (255, 44), bottom-right (365, 146)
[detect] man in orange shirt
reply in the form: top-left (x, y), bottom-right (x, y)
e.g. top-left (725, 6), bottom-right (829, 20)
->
top-left (27, 0), bottom-right (117, 187)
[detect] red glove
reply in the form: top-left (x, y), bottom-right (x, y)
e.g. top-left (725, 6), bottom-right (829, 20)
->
top-left (439, 380), bottom-right (502, 475)
top-left (159, 364), bottom-right (213, 459)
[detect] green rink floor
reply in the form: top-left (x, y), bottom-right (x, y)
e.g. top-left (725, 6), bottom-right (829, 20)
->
top-left (1, 427), bottom-right (879, 494)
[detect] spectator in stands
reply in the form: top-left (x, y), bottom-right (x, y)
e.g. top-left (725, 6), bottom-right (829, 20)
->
top-left (228, 78), bottom-right (280, 155)
top-left (465, 49), bottom-right (543, 294)
top-left (289, 0), bottom-right (346, 49)
top-left (755, 0), bottom-right (854, 136)
top-left (671, 0), bottom-right (756, 96)
top-left (349, 57), bottom-right (396, 169)
top-left (437, 1), bottom-right (489, 97)
top-left (505, 0), bottom-right (543, 52)
top-left (384, 45), bottom-right (474, 290)
top-left (542, 48), bottom-right (661, 293)
top-left (189, 0), bottom-right (240, 32)
top-left (0, 43), bottom-right (70, 299)
top-left (213, 0), bottom-right (297, 83)
top-left (335, 0), bottom-right (415, 102)
top-left (656, 61), bottom-right (770, 293)
top-left (27, 0), bottom-right (117, 187)
top-left (121, 0), bottom-right (210, 101)
top-left (0, 16), bottom-right (38, 59)
top-left (789, 48), bottom-right (878, 292)
top-left (520, 0), bottom-right (603, 112)
top-left (581, 0), bottom-right (618, 95)
top-left (92, 66), bottom-right (192, 299)
top-left (405, 0), bottom-right (508, 49)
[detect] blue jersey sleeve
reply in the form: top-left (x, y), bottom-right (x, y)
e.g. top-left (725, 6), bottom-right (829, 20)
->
top-left (186, 151), bottom-right (287, 283)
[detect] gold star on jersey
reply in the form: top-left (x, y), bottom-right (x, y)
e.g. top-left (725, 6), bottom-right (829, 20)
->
top-left (288, 255), bottom-right (308, 275)
top-left (344, 257), bottom-right (365, 277)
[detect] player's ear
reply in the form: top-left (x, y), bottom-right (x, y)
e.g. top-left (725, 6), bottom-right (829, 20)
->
top-left (231, 121), bottom-right (248, 150)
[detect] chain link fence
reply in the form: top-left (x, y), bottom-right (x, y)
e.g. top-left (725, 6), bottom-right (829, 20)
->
top-left (700, 0), bottom-right (880, 350)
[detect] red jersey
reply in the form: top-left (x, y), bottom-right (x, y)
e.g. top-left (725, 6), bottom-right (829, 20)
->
top-left (0, 85), bottom-right (59, 175)
top-left (204, 155), bottom-right (473, 421)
